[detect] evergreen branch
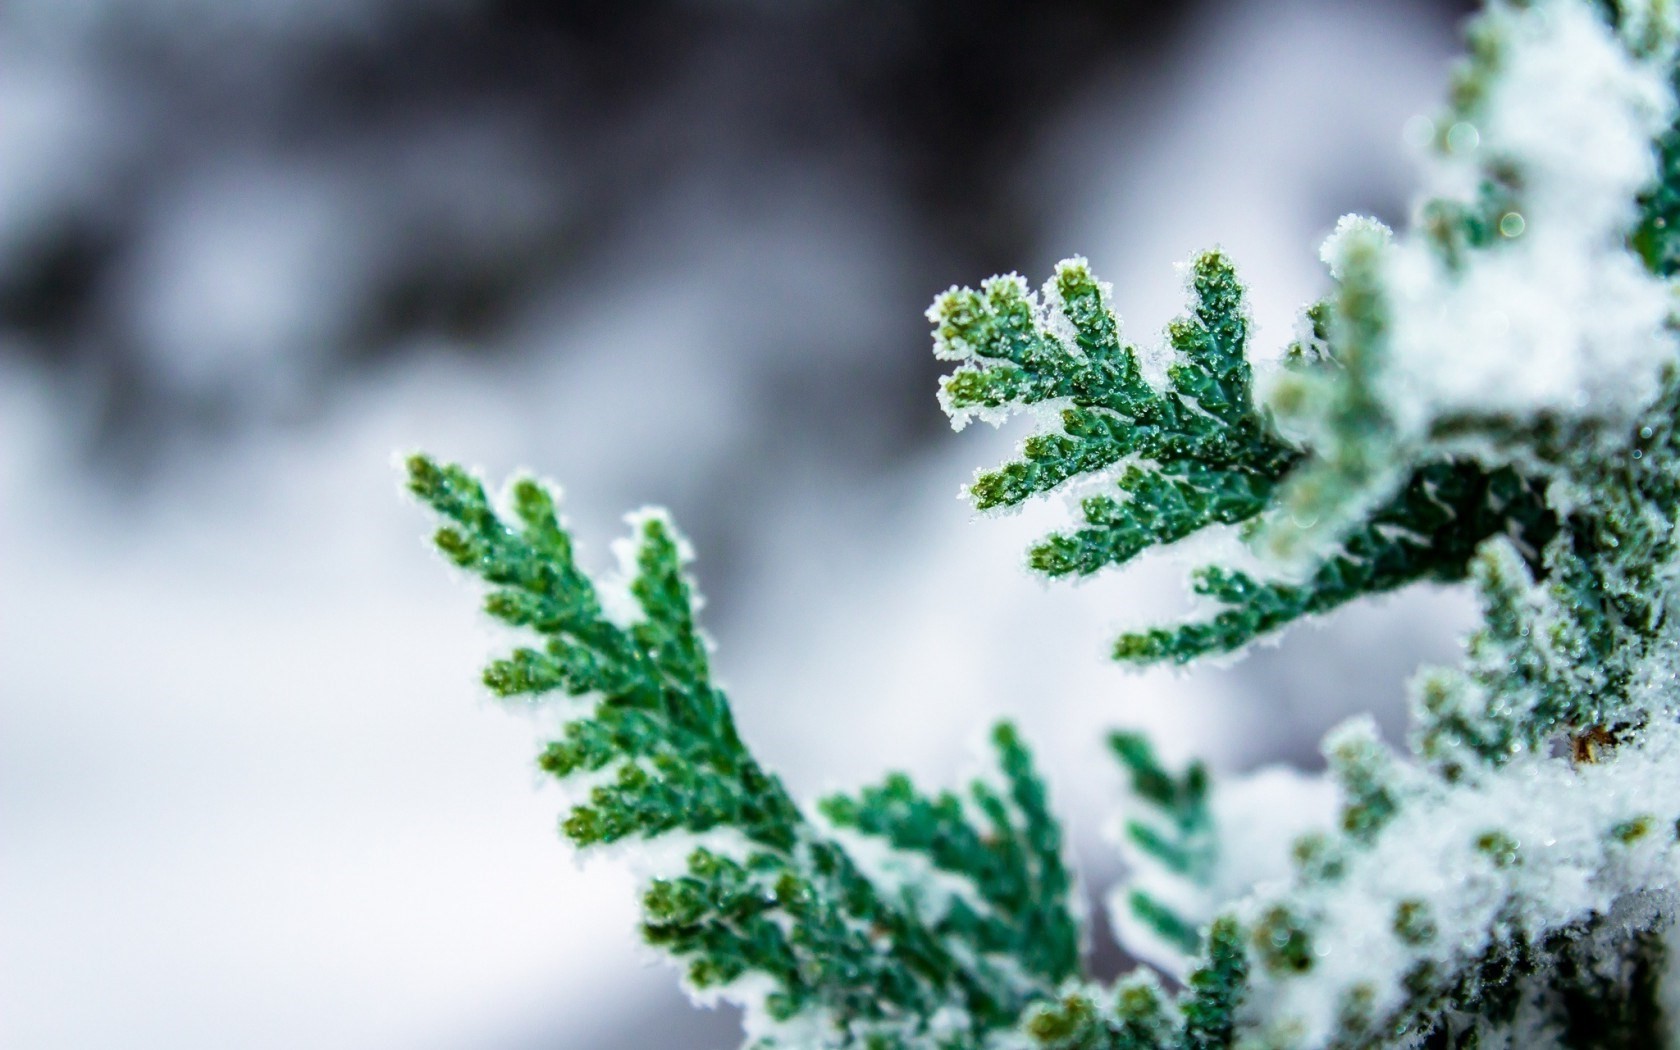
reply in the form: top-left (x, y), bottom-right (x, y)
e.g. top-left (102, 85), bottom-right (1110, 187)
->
top-left (935, 249), bottom-right (1560, 666)
top-left (1257, 216), bottom-right (1399, 567)
top-left (1417, 375), bottom-right (1680, 775)
top-left (406, 455), bottom-right (1081, 1047)
top-left (1112, 461), bottom-right (1555, 665)
top-left (818, 723), bottom-right (1082, 990)
top-left (407, 455), bottom-right (800, 849)
top-left (1106, 732), bottom-right (1214, 957)
top-left (931, 252), bottom-right (1297, 573)
top-left (406, 3), bottom-right (1680, 1048)
top-left (1023, 917), bottom-right (1248, 1050)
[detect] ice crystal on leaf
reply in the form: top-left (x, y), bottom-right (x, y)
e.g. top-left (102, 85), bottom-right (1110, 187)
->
top-left (407, 1), bottom-right (1680, 1046)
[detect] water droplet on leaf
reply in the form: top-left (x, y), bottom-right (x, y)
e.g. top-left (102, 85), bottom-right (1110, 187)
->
top-left (1446, 121), bottom-right (1481, 153)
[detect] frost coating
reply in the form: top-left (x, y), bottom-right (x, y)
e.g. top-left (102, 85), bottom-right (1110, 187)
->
top-left (1364, 0), bottom-right (1678, 433)
top-left (1245, 712), bottom-right (1680, 1046)
top-left (409, 0), bottom-right (1680, 1046)
top-left (933, 0), bottom-right (1680, 1043)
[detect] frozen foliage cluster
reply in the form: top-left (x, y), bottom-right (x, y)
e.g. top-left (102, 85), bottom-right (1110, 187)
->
top-left (407, 0), bottom-right (1680, 1046)
top-left (1358, 0), bottom-right (1672, 428)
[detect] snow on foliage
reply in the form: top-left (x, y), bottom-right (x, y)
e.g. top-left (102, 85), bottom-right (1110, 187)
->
top-left (407, 1), bottom-right (1680, 1046)
top-left (1343, 0), bottom-right (1676, 435)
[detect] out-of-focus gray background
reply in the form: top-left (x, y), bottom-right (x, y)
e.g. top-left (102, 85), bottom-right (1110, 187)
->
top-left (2, 2), bottom-right (1482, 1046)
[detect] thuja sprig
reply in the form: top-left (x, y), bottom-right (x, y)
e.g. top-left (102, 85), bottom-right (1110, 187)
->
top-left (1107, 732), bottom-right (1214, 956)
top-left (406, 453), bottom-right (798, 848)
top-left (1112, 460), bottom-right (1555, 665)
top-left (407, 3), bottom-right (1680, 1047)
top-left (932, 252), bottom-right (1559, 665)
top-left (818, 723), bottom-right (1081, 988)
top-left (931, 252), bottom-right (1297, 580)
top-left (406, 454), bottom-right (1087, 1048)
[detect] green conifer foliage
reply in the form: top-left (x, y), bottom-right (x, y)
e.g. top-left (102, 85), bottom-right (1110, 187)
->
top-left (1107, 732), bottom-right (1214, 955)
top-left (406, 455), bottom-right (1083, 1048)
top-left (931, 253), bottom-right (1297, 580)
top-left (932, 249), bottom-right (1558, 665)
top-left (408, 1), bottom-right (1680, 1046)
top-left (940, 254), bottom-right (1563, 667)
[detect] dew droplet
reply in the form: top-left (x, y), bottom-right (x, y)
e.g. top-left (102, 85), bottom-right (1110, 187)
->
top-left (1446, 121), bottom-right (1481, 153)
top-left (1498, 212), bottom-right (1525, 238)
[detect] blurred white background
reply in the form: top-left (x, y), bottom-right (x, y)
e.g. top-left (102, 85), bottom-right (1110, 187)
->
top-left (2, 1), bottom-right (1484, 1046)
